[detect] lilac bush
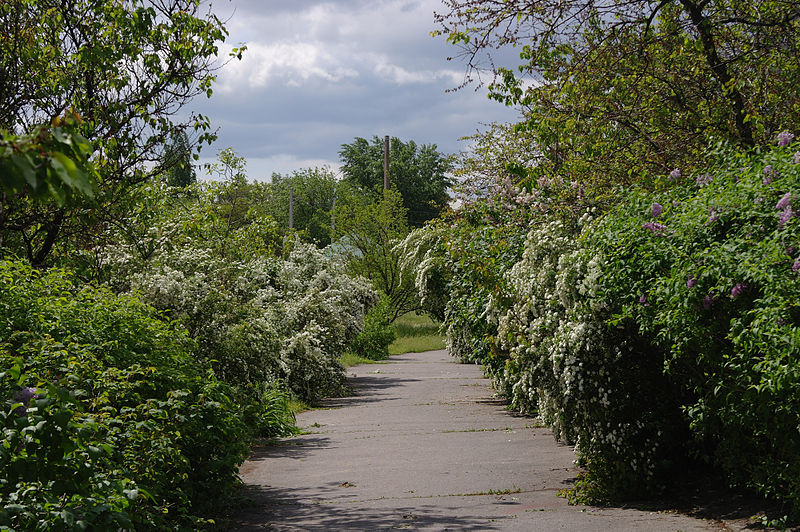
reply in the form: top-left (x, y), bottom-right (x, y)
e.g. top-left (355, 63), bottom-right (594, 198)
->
top-left (585, 142), bottom-right (800, 510)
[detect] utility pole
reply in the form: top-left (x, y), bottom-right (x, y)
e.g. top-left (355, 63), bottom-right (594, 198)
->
top-left (288, 187), bottom-right (294, 229)
top-left (383, 135), bottom-right (390, 190)
top-left (330, 194), bottom-right (337, 234)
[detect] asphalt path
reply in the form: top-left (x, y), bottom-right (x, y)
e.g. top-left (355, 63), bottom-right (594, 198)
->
top-left (236, 350), bottom-right (732, 531)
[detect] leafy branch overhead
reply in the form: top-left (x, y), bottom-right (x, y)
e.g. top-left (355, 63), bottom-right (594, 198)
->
top-left (435, 0), bottom-right (800, 200)
top-left (1, 115), bottom-right (97, 205)
top-left (0, 0), bottom-right (232, 265)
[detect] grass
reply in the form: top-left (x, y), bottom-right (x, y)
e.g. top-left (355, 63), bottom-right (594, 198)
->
top-left (337, 313), bottom-right (446, 372)
top-left (339, 352), bottom-right (385, 368)
top-left (287, 398), bottom-right (310, 414)
top-left (389, 312), bottom-right (445, 355)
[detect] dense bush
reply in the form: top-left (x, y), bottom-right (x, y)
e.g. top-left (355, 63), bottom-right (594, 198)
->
top-left (423, 140), bottom-right (800, 513)
top-left (585, 141), bottom-right (800, 508)
top-left (0, 166), bottom-right (375, 528)
top-left (0, 259), bottom-right (267, 529)
top-left (493, 217), bottom-right (681, 496)
top-left (348, 297), bottom-right (396, 360)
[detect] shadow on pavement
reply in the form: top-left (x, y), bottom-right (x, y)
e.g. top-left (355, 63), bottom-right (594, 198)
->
top-left (235, 484), bottom-right (502, 531)
top-left (246, 436), bottom-right (333, 463)
top-left (603, 479), bottom-right (796, 531)
top-left (323, 374), bottom-right (421, 408)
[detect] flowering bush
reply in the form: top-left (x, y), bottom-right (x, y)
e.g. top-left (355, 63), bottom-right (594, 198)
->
top-left (495, 216), bottom-right (687, 497)
top-left (98, 183), bottom-right (378, 402)
top-left (428, 138), bottom-right (800, 512)
top-left (586, 141), bottom-right (800, 509)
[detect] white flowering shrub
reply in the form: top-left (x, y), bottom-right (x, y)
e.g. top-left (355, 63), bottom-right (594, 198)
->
top-left (98, 183), bottom-right (378, 403)
top-left (439, 202), bottom-right (533, 394)
top-left (396, 224), bottom-right (451, 321)
top-left (495, 218), bottom-right (684, 498)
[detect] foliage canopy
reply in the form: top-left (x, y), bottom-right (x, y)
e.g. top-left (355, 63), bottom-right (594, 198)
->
top-left (0, 0), bottom-right (233, 265)
top-left (435, 0), bottom-right (800, 202)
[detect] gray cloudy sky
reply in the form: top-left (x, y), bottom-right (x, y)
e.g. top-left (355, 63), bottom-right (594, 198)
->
top-left (190, 0), bottom-right (520, 180)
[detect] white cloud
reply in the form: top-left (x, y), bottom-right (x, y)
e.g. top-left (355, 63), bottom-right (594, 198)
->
top-left (370, 54), bottom-right (462, 85)
top-left (214, 0), bottom-right (464, 93)
top-left (217, 41), bottom-right (359, 92)
top-left (187, 0), bottom-right (521, 177)
top-left (198, 154), bottom-right (341, 182)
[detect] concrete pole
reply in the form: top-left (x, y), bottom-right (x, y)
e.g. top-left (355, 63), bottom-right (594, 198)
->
top-left (289, 187), bottom-right (294, 229)
top-left (383, 135), bottom-right (390, 190)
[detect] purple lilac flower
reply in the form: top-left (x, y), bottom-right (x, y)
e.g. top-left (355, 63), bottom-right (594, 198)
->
top-left (13, 387), bottom-right (37, 404)
top-left (642, 221), bottom-right (668, 234)
top-left (763, 165), bottom-right (776, 185)
top-left (795, 151), bottom-right (800, 165)
top-left (793, 257), bottom-right (800, 273)
top-left (687, 276), bottom-right (697, 288)
top-left (779, 207), bottom-right (794, 228)
top-left (651, 203), bottom-right (663, 217)
top-left (708, 208), bottom-right (720, 223)
top-left (702, 293), bottom-right (716, 310)
top-left (731, 283), bottom-right (747, 298)
top-left (12, 387), bottom-right (39, 416)
top-left (669, 168), bottom-right (682, 180)
top-left (639, 294), bottom-right (648, 304)
top-left (777, 131), bottom-right (795, 147)
top-left (696, 173), bottom-right (713, 186)
top-left (776, 193), bottom-right (792, 210)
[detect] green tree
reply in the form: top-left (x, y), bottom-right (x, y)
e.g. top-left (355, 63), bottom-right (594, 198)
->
top-left (268, 167), bottom-right (338, 246)
top-left (200, 148), bottom-right (276, 257)
top-left (333, 189), bottom-right (420, 321)
top-left (434, 0), bottom-right (800, 203)
top-left (163, 129), bottom-right (196, 187)
top-left (0, 0), bottom-right (234, 265)
top-left (339, 136), bottom-right (453, 227)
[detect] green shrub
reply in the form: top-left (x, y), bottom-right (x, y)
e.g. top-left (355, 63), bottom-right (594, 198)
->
top-left (586, 141), bottom-right (800, 510)
top-left (0, 260), bottom-right (261, 529)
top-left (348, 297), bottom-right (396, 360)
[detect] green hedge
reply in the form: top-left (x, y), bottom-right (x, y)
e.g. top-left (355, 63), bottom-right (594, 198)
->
top-left (0, 260), bottom-right (267, 529)
top-left (347, 297), bottom-right (396, 360)
top-left (586, 142), bottom-right (800, 508)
